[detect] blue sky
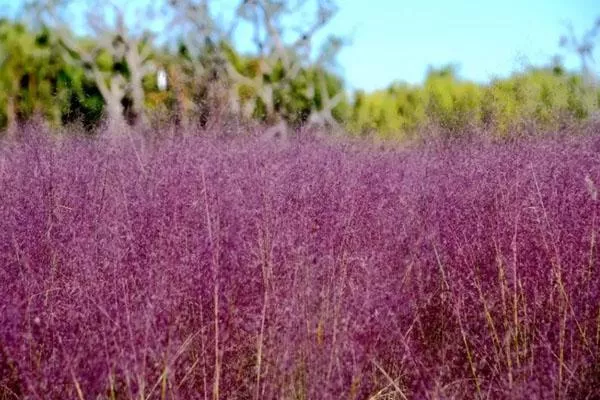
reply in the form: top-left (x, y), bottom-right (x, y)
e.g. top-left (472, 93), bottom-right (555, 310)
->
top-left (323, 0), bottom-right (599, 90)
top-left (2, 0), bottom-right (599, 91)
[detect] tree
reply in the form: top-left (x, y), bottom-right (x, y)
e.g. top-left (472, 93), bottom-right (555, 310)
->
top-left (0, 20), bottom-right (30, 137)
top-left (167, 0), bottom-right (347, 133)
top-left (30, 0), bottom-right (161, 132)
top-left (0, 20), bottom-right (71, 137)
top-left (423, 65), bottom-right (483, 136)
top-left (560, 16), bottom-right (600, 87)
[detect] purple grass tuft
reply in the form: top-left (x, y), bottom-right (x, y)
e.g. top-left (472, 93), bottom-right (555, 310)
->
top-left (1, 126), bottom-right (600, 399)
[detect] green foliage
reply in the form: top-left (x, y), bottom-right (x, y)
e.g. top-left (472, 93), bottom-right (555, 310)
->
top-left (423, 65), bottom-right (483, 134)
top-left (481, 68), bottom-right (597, 135)
top-left (347, 65), bottom-right (484, 139)
top-left (225, 47), bottom-right (348, 127)
top-left (347, 84), bottom-right (425, 140)
top-left (348, 63), bottom-right (600, 140)
top-left (0, 15), bottom-right (599, 139)
top-left (0, 20), bottom-right (105, 131)
top-left (0, 20), bottom-right (54, 127)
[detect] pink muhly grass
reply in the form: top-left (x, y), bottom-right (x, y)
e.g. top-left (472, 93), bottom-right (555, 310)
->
top-left (0, 126), bottom-right (599, 399)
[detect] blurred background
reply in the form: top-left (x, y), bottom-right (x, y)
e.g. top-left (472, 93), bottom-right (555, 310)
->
top-left (0, 0), bottom-right (598, 139)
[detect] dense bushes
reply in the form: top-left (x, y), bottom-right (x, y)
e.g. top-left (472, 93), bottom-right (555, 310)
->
top-left (349, 65), bottom-right (600, 139)
top-left (2, 19), bottom-right (600, 141)
top-left (1, 127), bottom-right (600, 398)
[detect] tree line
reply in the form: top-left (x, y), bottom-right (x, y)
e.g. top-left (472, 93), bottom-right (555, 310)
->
top-left (1, 1), bottom-right (599, 140)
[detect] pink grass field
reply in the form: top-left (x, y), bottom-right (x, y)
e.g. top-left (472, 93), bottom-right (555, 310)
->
top-left (1, 126), bottom-right (600, 399)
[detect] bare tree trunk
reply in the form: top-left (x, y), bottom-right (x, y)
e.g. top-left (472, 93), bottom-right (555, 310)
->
top-left (125, 40), bottom-right (153, 128)
top-left (105, 99), bottom-right (127, 134)
top-left (130, 72), bottom-right (147, 127)
top-left (90, 69), bottom-right (128, 135)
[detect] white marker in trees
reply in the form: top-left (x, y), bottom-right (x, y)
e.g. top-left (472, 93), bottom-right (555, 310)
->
top-left (157, 68), bottom-right (168, 91)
